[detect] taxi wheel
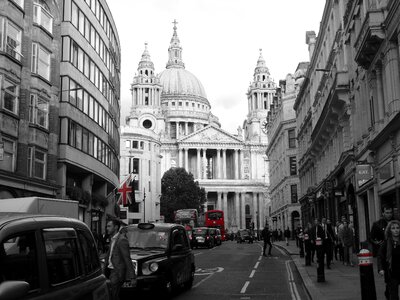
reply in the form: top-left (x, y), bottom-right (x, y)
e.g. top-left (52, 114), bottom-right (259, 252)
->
top-left (184, 267), bottom-right (195, 290)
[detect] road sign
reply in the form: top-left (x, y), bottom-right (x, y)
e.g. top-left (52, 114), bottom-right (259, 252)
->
top-left (0, 142), bottom-right (4, 161)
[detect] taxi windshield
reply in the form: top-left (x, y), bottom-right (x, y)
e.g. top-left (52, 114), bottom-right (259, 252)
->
top-left (126, 227), bottom-right (169, 250)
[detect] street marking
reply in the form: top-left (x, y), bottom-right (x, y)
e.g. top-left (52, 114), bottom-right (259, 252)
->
top-left (275, 245), bottom-right (287, 256)
top-left (194, 252), bottom-right (203, 256)
top-left (193, 267), bottom-right (223, 288)
top-left (249, 270), bottom-right (255, 278)
top-left (285, 260), bottom-right (301, 300)
top-left (254, 262), bottom-right (260, 269)
top-left (240, 281), bottom-right (250, 293)
top-left (258, 256), bottom-right (262, 261)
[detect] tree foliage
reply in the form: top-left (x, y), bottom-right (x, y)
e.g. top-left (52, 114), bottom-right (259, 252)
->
top-left (160, 168), bottom-right (206, 222)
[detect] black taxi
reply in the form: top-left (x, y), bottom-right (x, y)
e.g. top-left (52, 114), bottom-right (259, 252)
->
top-left (121, 223), bottom-right (195, 296)
top-left (0, 213), bottom-right (109, 300)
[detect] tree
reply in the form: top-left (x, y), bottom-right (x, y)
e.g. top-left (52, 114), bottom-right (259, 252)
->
top-left (160, 168), bottom-right (206, 222)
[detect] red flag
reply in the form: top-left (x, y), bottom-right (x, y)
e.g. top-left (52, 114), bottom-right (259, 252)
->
top-left (117, 175), bottom-right (132, 207)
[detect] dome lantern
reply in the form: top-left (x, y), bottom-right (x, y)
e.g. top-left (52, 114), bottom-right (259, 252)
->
top-left (166, 20), bottom-right (185, 69)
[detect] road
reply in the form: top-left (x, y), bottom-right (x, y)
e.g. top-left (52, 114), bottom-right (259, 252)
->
top-left (174, 240), bottom-right (308, 300)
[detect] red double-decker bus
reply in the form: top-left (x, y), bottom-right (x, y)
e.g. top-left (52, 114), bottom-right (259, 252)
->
top-left (204, 210), bottom-right (226, 241)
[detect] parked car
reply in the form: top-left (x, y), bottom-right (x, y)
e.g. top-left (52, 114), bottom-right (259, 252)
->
top-left (0, 212), bottom-right (109, 300)
top-left (120, 223), bottom-right (195, 297)
top-left (236, 229), bottom-right (254, 244)
top-left (213, 228), bottom-right (222, 246)
top-left (192, 227), bottom-right (215, 248)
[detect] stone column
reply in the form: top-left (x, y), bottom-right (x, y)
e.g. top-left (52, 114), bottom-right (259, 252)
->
top-left (176, 122), bottom-right (180, 140)
top-left (376, 66), bottom-right (385, 122)
top-left (217, 192), bottom-right (222, 210)
top-left (202, 148), bottom-right (207, 179)
top-left (235, 192), bottom-right (240, 229)
top-left (259, 193), bottom-right (264, 227)
top-left (241, 192), bottom-right (246, 229)
top-left (223, 192), bottom-right (228, 229)
top-left (197, 148), bottom-right (201, 179)
top-left (234, 149), bottom-right (239, 179)
top-left (222, 149), bottom-right (227, 179)
top-left (252, 193), bottom-right (257, 228)
top-left (184, 148), bottom-right (189, 171)
top-left (216, 149), bottom-right (221, 179)
top-left (178, 148), bottom-right (183, 167)
top-left (185, 122), bottom-right (189, 136)
top-left (239, 150), bottom-right (244, 179)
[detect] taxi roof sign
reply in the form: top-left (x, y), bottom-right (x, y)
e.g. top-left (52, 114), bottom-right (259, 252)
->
top-left (138, 223), bottom-right (155, 230)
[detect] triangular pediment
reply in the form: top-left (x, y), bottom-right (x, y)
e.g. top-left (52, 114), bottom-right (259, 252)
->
top-left (179, 125), bottom-right (243, 144)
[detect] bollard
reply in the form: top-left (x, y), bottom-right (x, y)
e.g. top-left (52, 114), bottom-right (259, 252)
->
top-left (315, 237), bottom-right (325, 282)
top-left (358, 249), bottom-right (376, 300)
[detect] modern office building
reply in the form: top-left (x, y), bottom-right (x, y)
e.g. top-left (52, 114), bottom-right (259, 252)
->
top-left (0, 0), bottom-right (121, 232)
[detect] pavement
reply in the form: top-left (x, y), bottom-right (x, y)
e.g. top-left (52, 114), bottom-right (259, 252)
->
top-left (273, 241), bottom-right (386, 300)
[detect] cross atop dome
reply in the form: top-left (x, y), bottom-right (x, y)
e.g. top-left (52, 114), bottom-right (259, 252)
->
top-left (166, 19), bottom-right (185, 69)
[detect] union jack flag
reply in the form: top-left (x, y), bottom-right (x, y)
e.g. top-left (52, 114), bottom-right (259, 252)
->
top-left (117, 174), bottom-right (133, 207)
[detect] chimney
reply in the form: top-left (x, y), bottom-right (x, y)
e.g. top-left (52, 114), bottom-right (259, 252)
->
top-left (306, 31), bottom-right (316, 60)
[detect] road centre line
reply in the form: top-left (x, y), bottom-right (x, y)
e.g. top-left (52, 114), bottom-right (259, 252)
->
top-left (285, 260), bottom-right (301, 300)
top-left (258, 256), bottom-right (262, 261)
top-left (194, 252), bottom-right (203, 256)
top-left (249, 270), bottom-right (255, 278)
top-left (240, 281), bottom-right (250, 293)
top-left (254, 261), bottom-right (260, 269)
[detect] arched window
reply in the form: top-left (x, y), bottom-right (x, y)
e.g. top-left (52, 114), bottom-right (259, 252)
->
top-left (33, 0), bottom-right (53, 33)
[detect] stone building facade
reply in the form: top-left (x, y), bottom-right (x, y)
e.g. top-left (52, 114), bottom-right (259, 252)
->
top-left (266, 63), bottom-right (307, 233)
top-left (121, 23), bottom-right (271, 232)
top-left (0, 0), bottom-right (121, 232)
top-left (295, 0), bottom-right (400, 248)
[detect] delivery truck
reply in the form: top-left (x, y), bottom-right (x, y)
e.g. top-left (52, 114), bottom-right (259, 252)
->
top-left (0, 197), bottom-right (79, 219)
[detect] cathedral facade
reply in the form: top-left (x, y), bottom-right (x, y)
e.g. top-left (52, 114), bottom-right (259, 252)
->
top-left (120, 22), bottom-right (274, 233)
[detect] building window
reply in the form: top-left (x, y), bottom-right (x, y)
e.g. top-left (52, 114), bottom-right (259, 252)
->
top-left (1, 19), bottom-right (22, 61)
top-left (33, 0), bottom-right (53, 33)
top-left (125, 140), bottom-right (131, 148)
top-left (289, 156), bottom-right (297, 176)
top-left (132, 158), bottom-right (139, 174)
top-left (291, 184), bottom-right (298, 203)
top-left (2, 78), bottom-right (19, 114)
top-left (288, 129), bottom-right (296, 148)
top-left (31, 43), bottom-right (51, 80)
top-left (132, 141), bottom-right (138, 149)
top-left (29, 94), bottom-right (49, 129)
top-left (0, 137), bottom-right (16, 172)
top-left (28, 147), bottom-right (47, 179)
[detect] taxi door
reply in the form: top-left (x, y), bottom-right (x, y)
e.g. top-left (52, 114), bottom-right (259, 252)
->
top-left (170, 228), bottom-right (192, 286)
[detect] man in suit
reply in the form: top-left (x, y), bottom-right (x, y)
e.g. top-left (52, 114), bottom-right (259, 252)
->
top-left (261, 225), bottom-right (273, 256)
top-left (104, 219), bottom-right (135, 300)
top-left (321, 217), bottom-right (335, 269)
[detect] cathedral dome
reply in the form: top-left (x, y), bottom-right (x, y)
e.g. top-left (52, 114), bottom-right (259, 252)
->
top-left (159, 68), bottom-right (207, 99)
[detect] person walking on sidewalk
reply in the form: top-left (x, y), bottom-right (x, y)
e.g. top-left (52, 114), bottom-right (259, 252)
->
top-left (340, 220), bottom-right (354, 267)
top-left (378, 219), bottom-right (400, 300)
top-left (104, 219), bottom-right (135, 300)
top-left (378, 220), bottom-right (400, 300)
top-left (304, 222), bottom-right (313, 266)
top-left (371, 206), bottom-right (395, 256)
top-left (284, 227), bottom-right (291, 246)
top-left (334, 220), bottom-right (344, 262)
top-left (322, 217), bottom-right (335, 269)
top-left (262, 225), bottom-right (272, 256)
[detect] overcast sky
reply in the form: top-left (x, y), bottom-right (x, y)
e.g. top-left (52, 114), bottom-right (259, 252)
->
top-left (107, 0), bottom-right (326, 134)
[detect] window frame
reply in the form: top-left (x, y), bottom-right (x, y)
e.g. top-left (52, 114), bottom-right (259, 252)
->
top-left (2, 77), bottom-right (19, 114)
top-left (29, 94), bottom-right (49, 129)
top-left (33, 0), bottom-right (54, 34)
top-left (288, 129), bottom-right (296, 149)
top-left (31, 43), bottom-right (51, 81)
top-left (2, 19), bottom-right (23, 61)
top-left (28, 146), bottom-right (47, 179)
top-left (0, 136), bottom-right (17, 172)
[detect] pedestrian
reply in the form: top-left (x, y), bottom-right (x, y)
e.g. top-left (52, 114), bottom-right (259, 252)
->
top-left (284, 227), bottom-right (291, 246)
top-left (262, 225), bottom-right (273, 256)
top-left (321, 217), bottom-right (335, 269)
top-left (371, 206), bottom-right (395, 257)
top-left (378, 219), bottom-right (400, 300)
top-left (304, 223), bottom-right (313, 266)
top-left (334, 220), bottom-right (343, 262)
top-left (278, 229), bottom-right (283, 241)
top-left (104, 219), bottom-right (135, 300)
top-left (340, 220), bottom-right (354, 267)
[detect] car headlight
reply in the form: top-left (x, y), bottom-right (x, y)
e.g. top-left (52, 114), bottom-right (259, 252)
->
top-left (142, 261), bottom-right (159, 275)
top-left (131, 260), bottom-right (138, 275)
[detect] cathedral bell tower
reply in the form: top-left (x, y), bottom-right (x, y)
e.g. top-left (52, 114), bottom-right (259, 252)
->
top-left (244, 49), bottom-right (276, 143)
top-left (127, 43), bottom-right (164, 134)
